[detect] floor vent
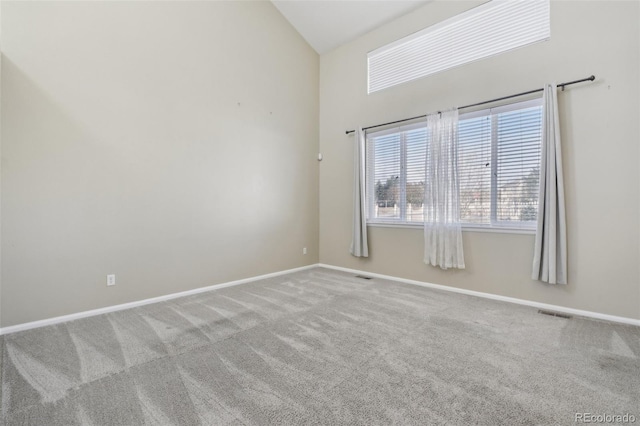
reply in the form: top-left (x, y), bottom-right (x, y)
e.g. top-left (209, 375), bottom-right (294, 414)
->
top-left (538, 309), bottom-right (572, 319)
top-left (355, 275), bottom-right (373, 280)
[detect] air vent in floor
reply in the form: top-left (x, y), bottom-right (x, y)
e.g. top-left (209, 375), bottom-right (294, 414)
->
top-left (538, 309), bottom-right (572, 319)
top-left (355, 275), bottom-right (373, 280)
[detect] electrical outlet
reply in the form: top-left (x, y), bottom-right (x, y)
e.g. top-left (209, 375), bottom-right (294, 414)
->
top-left (107, 274), bottom-right (116, 286)
top-left (303, 247), bottom-right (307, 255)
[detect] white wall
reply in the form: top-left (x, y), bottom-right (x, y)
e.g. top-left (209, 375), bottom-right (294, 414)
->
top-left (319, 0), bottom-right (640, 319)
top-left (1, 1), bottom-right (319, 326)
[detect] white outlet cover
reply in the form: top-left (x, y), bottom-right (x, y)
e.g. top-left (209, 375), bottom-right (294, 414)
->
top-left (107, 274), bottom-right (116, 286)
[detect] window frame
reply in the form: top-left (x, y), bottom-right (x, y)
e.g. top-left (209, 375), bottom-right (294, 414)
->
top-left (365, 97), bottom-right (543, 234)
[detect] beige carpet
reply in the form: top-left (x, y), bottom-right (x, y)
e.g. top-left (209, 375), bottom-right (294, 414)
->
top-left (1, 267), bottom-right (639, 425)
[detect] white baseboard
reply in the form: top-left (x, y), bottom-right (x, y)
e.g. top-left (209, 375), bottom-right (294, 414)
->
top-left (318, 263), bottom-right (640, 327)
top-left (0, 264), bottom-right (319, 336)
top-left (2, 262), bottom-right (637, 335)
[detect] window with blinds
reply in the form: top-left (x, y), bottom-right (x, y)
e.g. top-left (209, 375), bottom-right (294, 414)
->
top-left (459, 98), bottom-right (542, 229)
top-left (367, 0), bottom-right (550, 93)
top-left (365, 98), bottom-right (543, 230)
top-left (366, 123), bottom-right (427, 224)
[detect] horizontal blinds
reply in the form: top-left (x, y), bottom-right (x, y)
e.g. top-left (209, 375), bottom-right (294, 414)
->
top-left (367, 131), bottom-right (402, 221)
top-left (495, 105), bottom-right (542, 224)
top-left (405, 128), bottom-right (428, 222)
top-left (458, 115), bottom-right (492, 224)
top-left (365, 99), bottom-right (542, 228)
top-left (366, 126), bottom-right (428, 222)
top-left (368, 0), bottom-right (550, 93)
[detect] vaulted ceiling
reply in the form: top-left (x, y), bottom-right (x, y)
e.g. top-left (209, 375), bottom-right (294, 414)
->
top-left (271, 0), bottom-right (430, 54)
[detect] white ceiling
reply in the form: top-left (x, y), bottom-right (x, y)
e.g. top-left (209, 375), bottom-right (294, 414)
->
top-left (271, 0), bottom-right (430, 54)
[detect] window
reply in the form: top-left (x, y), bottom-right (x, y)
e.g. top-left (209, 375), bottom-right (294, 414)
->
top-left (367, 0), bottom-right (550, 93)
top-left (366, 123), bottom-right (427, 224)
top-left (365, 98), bottom-right (543, 230)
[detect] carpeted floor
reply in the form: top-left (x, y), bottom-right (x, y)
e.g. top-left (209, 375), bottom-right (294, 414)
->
top-left (1, 267), bottom-right (639, 425)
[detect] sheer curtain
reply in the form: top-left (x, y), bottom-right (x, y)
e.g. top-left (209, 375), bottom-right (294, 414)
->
top-left (532, 83), bottom-right (567, 284)
top-left (350, 128), bottom-right (369, 257)
top-left (424, 110), bottom-right (465, 269)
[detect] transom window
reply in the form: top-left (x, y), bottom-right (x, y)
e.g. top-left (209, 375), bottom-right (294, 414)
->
top-left (367, 0), bottom-right (551, 93)
top-left (365, 98), bottom-right (543, 230)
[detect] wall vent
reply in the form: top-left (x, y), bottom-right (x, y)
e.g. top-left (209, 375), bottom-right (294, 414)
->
top-left (538, 309), bottom-right (572, 319)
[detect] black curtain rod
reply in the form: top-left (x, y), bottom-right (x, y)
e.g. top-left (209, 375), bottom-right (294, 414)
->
top-left (345, 75), bottom-right (595, 135)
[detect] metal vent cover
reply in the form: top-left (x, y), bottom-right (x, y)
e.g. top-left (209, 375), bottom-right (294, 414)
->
top-left (538, 309), bottom-right (572, 319)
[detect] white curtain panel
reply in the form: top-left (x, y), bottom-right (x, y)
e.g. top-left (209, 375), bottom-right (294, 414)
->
top-left (350, 128), bottom-right (369, 257)
top-left (424, 110), bottom-right (465, 269)
top-left (532, 84), bottom-right (568, 284)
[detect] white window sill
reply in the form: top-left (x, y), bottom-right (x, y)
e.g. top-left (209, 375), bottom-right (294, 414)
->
top-left (366, 221), bottom-right (536, 235)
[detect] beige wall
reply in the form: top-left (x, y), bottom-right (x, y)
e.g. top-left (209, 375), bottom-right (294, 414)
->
top-left (319, 1), bottom-right (640, 319)
top-left (1, 1), bottom-right (319, 326)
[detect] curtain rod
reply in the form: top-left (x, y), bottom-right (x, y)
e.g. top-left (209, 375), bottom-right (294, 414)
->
top-left (345, 75), bottom-right (595, 135)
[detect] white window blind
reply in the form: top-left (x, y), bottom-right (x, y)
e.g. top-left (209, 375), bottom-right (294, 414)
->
top-left (366, 98), bottom-right (542, 230)
top-left (458, 114), bottom-right (492, 224)
top-left (368, 0), bottom-right (551, 93)
top-left (459, 99), bottom-right (543, 228)
top-left (366, 124), bottom-right (427, 223)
